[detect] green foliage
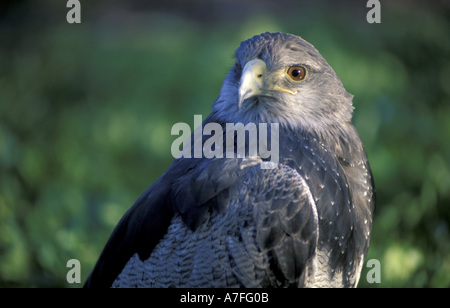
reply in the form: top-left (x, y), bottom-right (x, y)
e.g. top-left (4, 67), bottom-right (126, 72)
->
top-left (0, 1), bottom-right (448, 287)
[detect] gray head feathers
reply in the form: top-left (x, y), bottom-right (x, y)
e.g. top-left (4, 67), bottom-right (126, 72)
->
top-left (212, 32), bottom-right (354, 133)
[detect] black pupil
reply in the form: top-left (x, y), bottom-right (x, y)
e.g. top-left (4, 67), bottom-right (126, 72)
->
top-left (292, 69), bottom-right (301, 77)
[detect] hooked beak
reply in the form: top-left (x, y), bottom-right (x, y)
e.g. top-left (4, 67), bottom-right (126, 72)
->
top-left (238, 59), bottom-right (297, 110)
top-left (238, 59), bottom-right (266, 110)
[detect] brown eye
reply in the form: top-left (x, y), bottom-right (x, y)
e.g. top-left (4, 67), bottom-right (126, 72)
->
top-left (287, 66), bottom-right (307, 81)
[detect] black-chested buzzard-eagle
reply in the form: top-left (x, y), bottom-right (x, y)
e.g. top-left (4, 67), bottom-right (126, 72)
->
top-left (85, 32), bottom-right (375, 288)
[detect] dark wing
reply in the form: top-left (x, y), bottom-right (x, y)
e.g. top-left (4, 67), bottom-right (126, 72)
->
top-left (227, 163), bottom-right (319, 287)
top-left (278, 127), bottom-right (375, 287)
top-left (110, 161), bottom-right (319, 287)
top-left (84, 156), bottom-right (265, 288)
top-left (85, 124), bottom-right (373, 287)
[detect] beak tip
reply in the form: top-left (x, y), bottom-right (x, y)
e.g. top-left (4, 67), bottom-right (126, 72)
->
top-left (238, 89), bottom-right (249, 111)
top-left (237, 59), bottom-right (267, 112)
top-left (238, 97), bottom-right (244, 111)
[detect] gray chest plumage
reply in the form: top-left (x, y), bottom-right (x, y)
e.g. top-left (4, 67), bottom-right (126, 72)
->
top-left (112, 130), bottom-right (375, 288)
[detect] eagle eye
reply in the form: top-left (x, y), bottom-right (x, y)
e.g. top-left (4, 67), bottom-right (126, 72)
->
top-left (287, 66), bottom-right (307, 81)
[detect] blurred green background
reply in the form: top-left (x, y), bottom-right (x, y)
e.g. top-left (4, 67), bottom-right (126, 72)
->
top-left (0, 0), bottom-right (449, 287)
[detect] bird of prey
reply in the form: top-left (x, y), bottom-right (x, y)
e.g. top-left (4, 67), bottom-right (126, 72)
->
top-left (85, 32), bottom-right (375, 288)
